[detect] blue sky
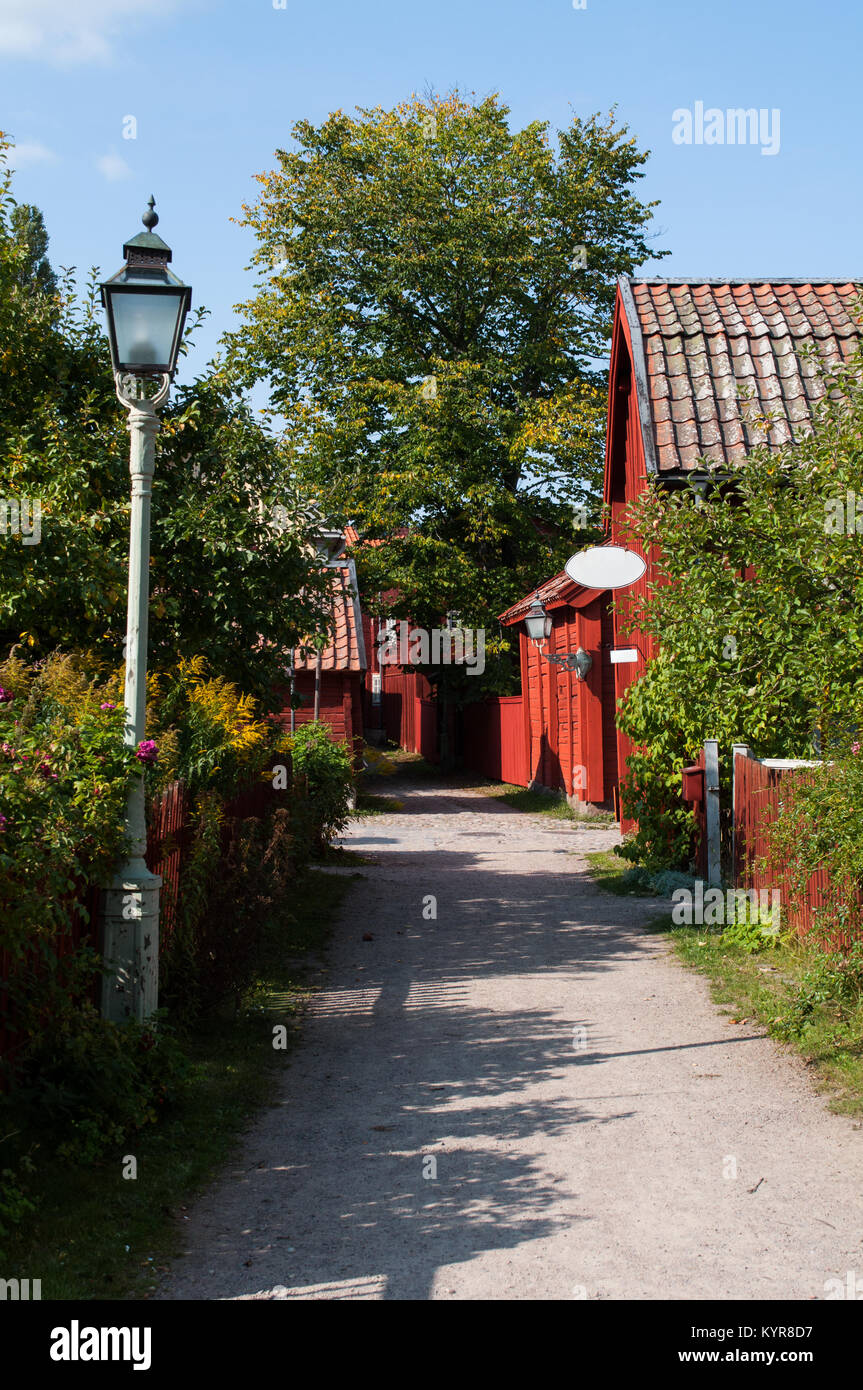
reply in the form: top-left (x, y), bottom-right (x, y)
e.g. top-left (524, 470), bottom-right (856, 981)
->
top-left (2, 0), bottom-right (860, 390)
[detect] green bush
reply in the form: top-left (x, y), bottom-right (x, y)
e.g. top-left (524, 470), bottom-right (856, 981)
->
top-left (0, 652), bottom-right (134, 1072)
top-left (763, 744), bottom-right (863, 934)
top-left (0, 650), bottom-right (354, 1241)
top-left (616, 743), bottom-right (696, 873)
top-left (771, 932), bottom-right (863, 1040)
top-left (11, 1008), bottom-right (188, 1165)
top-left (288, 722), bottom-right (354, 851)
top-left (721, 909), bottom-right (779, 955)
top-left (0, 1153), bottom-right (37, 1241)
top-left (142, 655), bottom-right (288, 796)
top-left (614, 345), bottom-right (863, 871)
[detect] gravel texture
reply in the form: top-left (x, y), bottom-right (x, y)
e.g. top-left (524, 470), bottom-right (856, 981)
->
top-left (157, 776), bottom-right (863, 1301)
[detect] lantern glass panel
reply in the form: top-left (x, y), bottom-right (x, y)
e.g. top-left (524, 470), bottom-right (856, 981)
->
top-left (109, 288), bottom-right (186, 371)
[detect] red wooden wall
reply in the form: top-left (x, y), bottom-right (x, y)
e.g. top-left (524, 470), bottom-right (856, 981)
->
top-left (380, 668), bottom-right (439, 762)
top-left (461, 697), bottom-right (528, 786)
top-left (604, 314), bottom-right (654, 831)
top-left (275, 670), bottom-right (364, 765)
top-left (518, 596), bottom-right (617, 806)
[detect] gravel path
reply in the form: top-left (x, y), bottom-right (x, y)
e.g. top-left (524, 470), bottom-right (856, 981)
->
top-left (158, 775), bottom-right (863, 1301)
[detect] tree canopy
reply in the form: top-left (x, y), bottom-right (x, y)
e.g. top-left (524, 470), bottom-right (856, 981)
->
top-left (0, 135), bottom-right (330, 698)
top-left (9, 203), bottom-right (57, 297)
top-left (225, 93), bottom-right (664, 685)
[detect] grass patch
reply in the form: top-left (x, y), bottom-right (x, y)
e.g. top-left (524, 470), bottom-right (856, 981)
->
top-left (0, 867), bottom-right (353, 1300)
top-left (354, 792), bottom-right (404, 816)
top-left (381, 748), bottom-right (439, 779)
top-left (497, 786), bottom-right (579, 819)
top-left (585, 850), bottom-right (695, 897)
top-left (464, 780), bottom-right (615, 823)
top-left (586, 849), bottom-right (657, 895)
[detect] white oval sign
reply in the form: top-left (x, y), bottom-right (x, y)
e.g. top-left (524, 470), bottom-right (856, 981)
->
top-left (564, 545), bottom-right (646, 591)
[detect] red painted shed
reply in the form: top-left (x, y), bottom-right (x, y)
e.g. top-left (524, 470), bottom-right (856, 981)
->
top-left (501, 277), bottom-right (863, 821)
top-left (605, 277), bottom-right (863, 819)
top-left (499, 578), bottom-right (619, 811)
top-left (275, 533), bottom-right (367, 763)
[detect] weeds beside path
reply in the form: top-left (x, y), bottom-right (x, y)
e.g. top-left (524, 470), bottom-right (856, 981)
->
top-left (0, 868), bottom-right (353, 1300)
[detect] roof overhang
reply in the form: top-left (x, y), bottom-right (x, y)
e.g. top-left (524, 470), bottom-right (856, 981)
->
top-left (499, 575), bottom-right (607, 626)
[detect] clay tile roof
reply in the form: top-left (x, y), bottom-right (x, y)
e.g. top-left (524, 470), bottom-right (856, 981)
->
top-left (623, 279), bottom-right (863, 472)
top-left (292, 559), bottom-right (366, 672)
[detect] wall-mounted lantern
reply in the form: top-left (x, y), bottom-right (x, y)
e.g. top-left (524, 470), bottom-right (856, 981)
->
top-left (524, 594), bottom-right (594, 679)
top-left (524, 594), bottom-right (552, 649)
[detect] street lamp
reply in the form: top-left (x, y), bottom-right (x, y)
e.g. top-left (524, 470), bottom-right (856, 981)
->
top-left (98, 197), bottom-right (191, 1024)
top-left (524, 594), bottom-right (552, 649)
top-left (101, 196), bottom-right (191, 376)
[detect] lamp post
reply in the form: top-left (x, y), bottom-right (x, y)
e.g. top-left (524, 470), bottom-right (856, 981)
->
top-left (98, 197), bottom-right (191, 1024)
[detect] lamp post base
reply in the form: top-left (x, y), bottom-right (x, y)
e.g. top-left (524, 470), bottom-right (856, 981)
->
top-left (100, 867), bottom-right (161, 1024)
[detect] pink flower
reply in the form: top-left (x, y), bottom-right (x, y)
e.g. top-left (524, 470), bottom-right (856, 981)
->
top-left (100, 702), bottom-right (117, 712)
top-left (0, 687), bottom-right (12, 704)
top-left (853, 742), bottom-right (860, 756)
top-left (0, 814), bottom-right (7, 831)
top-left (135, 739), bottom-right (159, 765)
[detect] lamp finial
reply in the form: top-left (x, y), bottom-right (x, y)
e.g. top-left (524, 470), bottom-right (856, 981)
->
top-left (142, 196), bottom-right (159, 231)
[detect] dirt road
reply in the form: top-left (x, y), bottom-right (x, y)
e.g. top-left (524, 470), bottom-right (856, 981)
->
top-left (159, 776), bottom-right (863, 1300)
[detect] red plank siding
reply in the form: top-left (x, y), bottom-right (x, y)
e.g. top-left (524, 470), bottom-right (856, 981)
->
top-left (461, 697), bottom-right (528, 786)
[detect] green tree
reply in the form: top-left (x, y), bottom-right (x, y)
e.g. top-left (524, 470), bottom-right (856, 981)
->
top-left (0, 134), bottom-right (331, 698)
top-left (225, 93), bottom-right (664, 692)
top-left (10, 202), bottom-right (57, 297)
top-left (616, 343), bottom-right (863, 868)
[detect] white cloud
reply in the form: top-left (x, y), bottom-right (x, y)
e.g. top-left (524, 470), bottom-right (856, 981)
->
top-left (0, 0), bottom-right (193, 65)
top-left (97, 151), bottom-right (132, 182)
top-left (9, 140), bottom-right (58, 167)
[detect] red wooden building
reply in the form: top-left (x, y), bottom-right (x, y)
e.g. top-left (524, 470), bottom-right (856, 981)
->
top-left (277, 531), bottom-right (367, 762)
top-left (499, 579), bottom-right (619, 809)
top-left (503, 276), bottom-right (863, 815)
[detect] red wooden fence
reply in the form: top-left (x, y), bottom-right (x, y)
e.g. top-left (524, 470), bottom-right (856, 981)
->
top-left (146, 780), bottom-right (192, 939)
top-left (732, 749), bottom-right (843, 942)
top-left (381, 669), bottom-right (439, 762)
top-left (1, 771), bottom-right (283, 1083)
top-left (0, 879), bottom-right (102, 1083)
top-left (461, 697), bottom-right (529, 786)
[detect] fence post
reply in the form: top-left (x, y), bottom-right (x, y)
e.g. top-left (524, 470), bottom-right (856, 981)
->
top-left (704, 739), bottom-right (721, 887)
top-left (731, 743), bottom-right (753, 886)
